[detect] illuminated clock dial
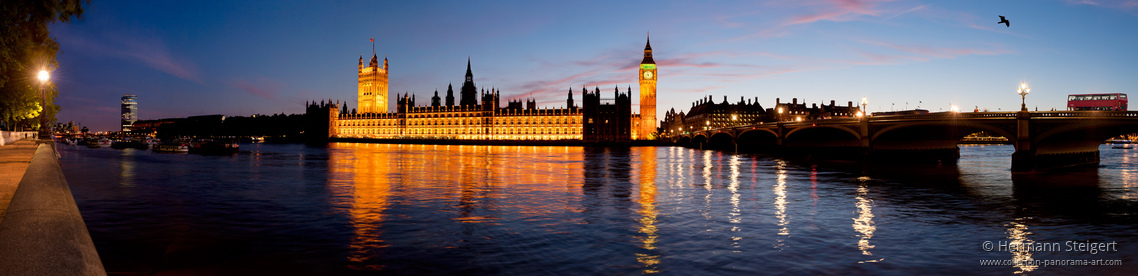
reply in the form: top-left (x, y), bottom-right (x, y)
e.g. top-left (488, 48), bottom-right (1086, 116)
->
top-left (643, 71), bottom-right (654, 79)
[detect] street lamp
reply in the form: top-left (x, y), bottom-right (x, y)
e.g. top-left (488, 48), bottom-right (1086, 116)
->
top-left (1017, 81), bottom-right (1030, 111)
top-left (37, 70), bottom-right (50, 138)
top-left (861, 97), bottom-right (868, 115)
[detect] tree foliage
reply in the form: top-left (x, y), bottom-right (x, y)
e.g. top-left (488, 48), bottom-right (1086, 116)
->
top-left (0, 0), bottom-right (87, 130)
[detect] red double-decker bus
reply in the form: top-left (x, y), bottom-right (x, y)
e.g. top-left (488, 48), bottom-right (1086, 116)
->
top-left (1067, 93), bottom-right (1127, 111)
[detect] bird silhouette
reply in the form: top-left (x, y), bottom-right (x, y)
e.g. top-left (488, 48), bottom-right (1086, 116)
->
top-left (998, 15), bottom-right (1010, 27)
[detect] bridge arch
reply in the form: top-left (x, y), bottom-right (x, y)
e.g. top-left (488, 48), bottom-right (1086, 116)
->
top-left (1032, 120), bottom-right (1137, 155)
top-left (692, 134), bottom-right (708, 148)
top-left (708, 132), bottom-right (735, 150)
top-left (871, 121), bottom-right (1016, 150)
top-left (736, 129), bottom-right (779, 152)
top-left (872, 121), bottom-right (1014, 142)
top-left (738, 128), bottom-right (778, 138)
top-left (784, 126), bottom-right (860, 148)
top-left (785, 125), bottom-right (860, 140)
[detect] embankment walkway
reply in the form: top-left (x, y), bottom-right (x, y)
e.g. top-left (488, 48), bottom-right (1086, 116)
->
top-left (0, 140), bottom-right (106, 275)
top-left (0, 140), bottom-right (37, 222)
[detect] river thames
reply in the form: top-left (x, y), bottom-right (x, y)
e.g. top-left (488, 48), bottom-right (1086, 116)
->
top-left (57, 143), bottom-right (1136, 275)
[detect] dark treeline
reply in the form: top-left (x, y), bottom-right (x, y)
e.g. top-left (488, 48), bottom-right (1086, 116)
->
top-left (154, 114), bottom-right (306, 142)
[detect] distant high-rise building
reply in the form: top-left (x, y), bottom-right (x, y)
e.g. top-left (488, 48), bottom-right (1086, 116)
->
top-left (121, 94), bottom-right (138, 131)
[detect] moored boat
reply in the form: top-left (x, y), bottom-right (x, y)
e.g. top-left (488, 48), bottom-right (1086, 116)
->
top-left (153, 138), bottom-right (191, 153)
top-left (190, 139), bottom-right (239, 154)
top-left (111, 139), bottom-right (150, 150)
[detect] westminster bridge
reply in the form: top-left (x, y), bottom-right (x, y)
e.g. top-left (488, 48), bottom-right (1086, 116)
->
top-left (664, 111), bottom-right (1138, 171)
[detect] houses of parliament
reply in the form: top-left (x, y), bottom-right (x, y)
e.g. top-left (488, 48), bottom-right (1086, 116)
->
top-left (307, 36), bottom-right (660, 143)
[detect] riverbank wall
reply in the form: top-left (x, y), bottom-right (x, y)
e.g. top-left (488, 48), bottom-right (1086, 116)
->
top-left (0, 142), bottom-right (105, 275)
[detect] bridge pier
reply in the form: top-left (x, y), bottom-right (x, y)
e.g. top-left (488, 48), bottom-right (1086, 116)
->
top-left (1012, 150), bottom-right (1100, 172)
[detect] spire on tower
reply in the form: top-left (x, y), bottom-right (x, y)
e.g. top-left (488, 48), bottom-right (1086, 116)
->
top-left (645, 31), bottom-right (652, 50)
top-left (641, 33), bottom-right (655, 64)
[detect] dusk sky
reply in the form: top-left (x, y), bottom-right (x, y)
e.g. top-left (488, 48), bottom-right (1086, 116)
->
top-left (48, 0), bottom-right (1138, 132)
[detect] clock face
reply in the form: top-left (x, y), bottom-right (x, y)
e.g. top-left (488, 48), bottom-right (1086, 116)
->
top-left (643, 71), bottom-right (654, 79)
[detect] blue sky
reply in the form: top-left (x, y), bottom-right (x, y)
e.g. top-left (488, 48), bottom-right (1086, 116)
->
top-left (49, 0), bottom-right (1138, 131)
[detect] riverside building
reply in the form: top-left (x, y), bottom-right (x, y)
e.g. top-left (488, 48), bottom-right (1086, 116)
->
top-left (308, 37), bottom-right (660, 143)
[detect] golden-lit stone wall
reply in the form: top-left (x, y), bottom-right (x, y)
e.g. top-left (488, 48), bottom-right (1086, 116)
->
top-left (631, 113), bottom-right (642, 140)
top-left (358, 58), bottom-right (389, 114)
top-left (332, 105), bottom-right (584, 140)
top-left (488, 108), bottom-right (583, 140)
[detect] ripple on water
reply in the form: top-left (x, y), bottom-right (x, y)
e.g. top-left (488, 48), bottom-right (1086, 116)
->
top-left (57, 143), bottom-right (1138, 275)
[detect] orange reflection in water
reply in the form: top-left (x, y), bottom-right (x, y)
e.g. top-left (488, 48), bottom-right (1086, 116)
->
top-left (632, 147), bottom-right (660, 273)
top-left (327, 142), bottom-right (394, 271)
top-left (327, 143), bottom-right (586, 270)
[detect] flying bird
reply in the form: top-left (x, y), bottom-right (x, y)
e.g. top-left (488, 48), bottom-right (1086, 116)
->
top-left (998, 15), bottom-right (1009, 27)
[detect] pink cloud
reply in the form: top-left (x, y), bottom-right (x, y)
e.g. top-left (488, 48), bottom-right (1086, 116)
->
top-left (859, 40), bottom-right (1015, 59)
top-left (884, 4), bottom-right (930, 20)
top-left (56, 28), bottom-right (202, 83)
top-left (509, 49), bottom-right (783, 105)
top-left (93, 106), bottom-right (119, 114)
top-left (1066, 0), bottom-right (1138, 11)
top-left (669, 86), bottom-right (727, 94)
top-left (783, 0), bottom-right (892, 26)
top-left (232, 77), bottom-right (286, 101)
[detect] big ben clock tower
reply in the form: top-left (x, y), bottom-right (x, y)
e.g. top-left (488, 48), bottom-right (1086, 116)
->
top-left (638, 34), bottom-right (657, 140)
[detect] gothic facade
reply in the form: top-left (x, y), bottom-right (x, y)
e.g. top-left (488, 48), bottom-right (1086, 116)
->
top-left (357, 54), bottom-right (389, 113)
top-left (312, 37), bottom-right (659, 143)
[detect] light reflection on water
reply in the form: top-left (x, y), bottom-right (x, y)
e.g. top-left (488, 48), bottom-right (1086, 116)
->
top-left (854, 176), bottom-right (877, 261)
top-left (1007, 217), bottom-right (1037, 274)
top-left (57, 143), bottom-right (1138, 275)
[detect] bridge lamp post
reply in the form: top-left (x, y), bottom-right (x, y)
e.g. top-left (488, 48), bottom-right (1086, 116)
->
top-left (1017, 82), bottom-right (1030, 111)
top-left (861, 97), bottom-right (868, 116)
top-left (778, 107), bottom-right (784, 122)
top-left (37, 69), bottom-right (51, 138)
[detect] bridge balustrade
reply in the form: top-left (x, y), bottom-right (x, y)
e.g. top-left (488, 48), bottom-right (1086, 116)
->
top-left (1030, 111), bottom-right (1138, 118)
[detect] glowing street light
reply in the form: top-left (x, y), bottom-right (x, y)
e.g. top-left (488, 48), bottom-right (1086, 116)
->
top-left (37, 69), bottom-right (51, 138)
top-left (1017, 81), bottom-right (1030, 111)
top-left (861, 97), bottom-right (868, 115)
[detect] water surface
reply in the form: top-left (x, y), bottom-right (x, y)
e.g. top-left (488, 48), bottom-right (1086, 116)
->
top-left (58, 143), bottom-right (1138, 275)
